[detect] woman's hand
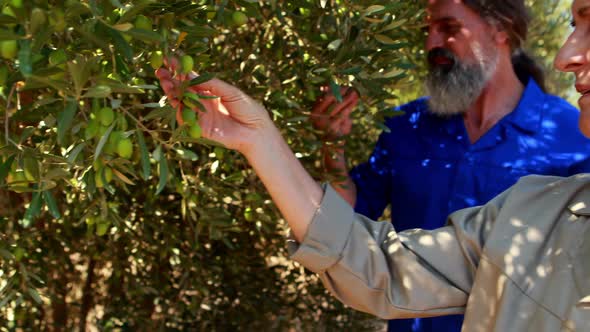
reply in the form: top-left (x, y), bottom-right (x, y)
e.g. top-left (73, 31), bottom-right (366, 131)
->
top-left (156, 58), bottom-right (324, 242)
top-left (156, 59), bottom-right (273, 155)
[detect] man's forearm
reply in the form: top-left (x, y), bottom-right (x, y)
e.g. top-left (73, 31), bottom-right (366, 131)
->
top-left (322, 144), bottom-right (357, 207)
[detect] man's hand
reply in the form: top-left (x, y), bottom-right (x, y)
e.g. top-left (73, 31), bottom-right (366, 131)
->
top-left (309, 86), bottom-right (359, 207)
top-left (310, 86), bottom-right (359, 141)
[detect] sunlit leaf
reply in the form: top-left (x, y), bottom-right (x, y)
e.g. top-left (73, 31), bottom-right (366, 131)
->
top-left (112, 168), bottom-right (135, 185)
top-left (327, 39), bottom-right (342, 51)
top-left (82, 85), bottom-right (112, 98)
top-left (364, 5), bottom-right (386, 16)
top-left (175, 148), bottom-right (198, 161)
top-left (375, 34), bottom-right (397, 45)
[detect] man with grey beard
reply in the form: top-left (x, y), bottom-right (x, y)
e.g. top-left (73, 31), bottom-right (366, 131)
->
top-left (310, 0), bottom-right (590, 332)
top-left (425, 47), bottom-right (498, 116)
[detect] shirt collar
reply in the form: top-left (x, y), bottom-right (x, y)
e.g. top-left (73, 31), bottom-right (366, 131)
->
top-left (501, 78), bottom-right (546, 134)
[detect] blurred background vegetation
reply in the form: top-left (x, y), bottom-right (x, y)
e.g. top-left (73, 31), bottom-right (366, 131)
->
top-left (0, 0), bottom-right (574, 330)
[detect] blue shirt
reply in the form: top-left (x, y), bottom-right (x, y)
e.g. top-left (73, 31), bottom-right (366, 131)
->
top-left (350, 79), bottom-right (590, 332)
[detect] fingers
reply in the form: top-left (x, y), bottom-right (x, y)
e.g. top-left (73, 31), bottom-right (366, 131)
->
top-left (156, 61), bottom-right (194, 87)
top-left (313, 87), bottom-right (339, 112)
top-left (178, 98), bottom-right (218, 128)
top-left (189, 78), bottom-right (244, 102)
top-left (329, 89), bottom-right (359, 117)
top-left (341, 117), bottom-right (353, 134)
top-left (338, 90), bottom-right (359, 119)
top-left (159, 55), bottom-right (245, 107)
top-left (313, 93), bottom-right (337, 114)
top-left (326, 120), bottom-right (344, 138)
top-left (187, 86), bottom-right (216, 98)
top-left (313, 86), bottom-right (357, 114)
top-left (157, 66), bottom-right (197, 110)
top-left (313, 87), bottom-right (358, 123)
top-left (155, 66), bottom-right (171, 80)
top-left (326, 116), bottom-right (352, 138)
top-left (163, 56), bottom-right (180, 73)
top-left (157, 77), bottom-right (175, 96)
top-left (156, 67), bottom-right (178, 95)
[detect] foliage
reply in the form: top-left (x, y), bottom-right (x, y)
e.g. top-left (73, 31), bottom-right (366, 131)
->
top-left (526, 0), bottom-right (575, 100)
top-left (0, 0), bottom-right (572, 330)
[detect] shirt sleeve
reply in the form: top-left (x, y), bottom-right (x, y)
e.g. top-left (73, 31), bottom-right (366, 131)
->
top-left (567, 156), bottom-right (590, 175)
top-left (350, 132), bottom-right (393, 220)
top-left (288, 183), bottom-right (510, 319)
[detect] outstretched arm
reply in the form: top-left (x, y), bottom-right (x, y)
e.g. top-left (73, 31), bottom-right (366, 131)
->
top-left (157, 69), bottom-right (322, 242)
top-left (157, 72), bottom-right (500, 319)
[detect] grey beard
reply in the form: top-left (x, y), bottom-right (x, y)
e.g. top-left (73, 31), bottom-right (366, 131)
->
top-left (424, 56), bottom-right (497, 116)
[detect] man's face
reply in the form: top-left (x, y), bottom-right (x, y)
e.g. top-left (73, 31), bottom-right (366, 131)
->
top-left (424, 0), bottom-right (500, 115)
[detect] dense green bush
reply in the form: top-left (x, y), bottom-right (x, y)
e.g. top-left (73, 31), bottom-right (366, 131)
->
top-left (0, 0), bottom-right (572, 330)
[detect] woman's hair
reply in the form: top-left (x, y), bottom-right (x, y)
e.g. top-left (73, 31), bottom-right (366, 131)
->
top-left (463, 0), bottom-right (547, 91)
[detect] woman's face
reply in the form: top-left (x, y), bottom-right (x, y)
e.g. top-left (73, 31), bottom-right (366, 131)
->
top-left (555, 0), bottom-right (590, 137)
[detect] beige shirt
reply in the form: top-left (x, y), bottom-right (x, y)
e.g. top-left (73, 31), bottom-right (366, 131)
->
top-left (288, 174), bottom-right (590, 331)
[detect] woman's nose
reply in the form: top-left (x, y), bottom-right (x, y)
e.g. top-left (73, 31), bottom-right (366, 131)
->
top-left (555, 33), bottom-right (588, 73)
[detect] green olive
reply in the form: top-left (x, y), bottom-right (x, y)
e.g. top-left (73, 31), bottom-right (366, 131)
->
top-left (116, 138), bottom-right (133, 159)
top-left (10, 0), bottom-right (23, 9)
top-left (104, 131), bottom-right (122, 154)
top-left (95, 167), bottom-right (113, 188)
top-left (134, 15), bottom-right (152, 31)
top-left (232, 11), bottom-right (248, 26)
top-left (85, 120), bottom-right (99, 140)
top-left (31, 8), bottom-right (47, 33)
top-left (116, 114), bottom-right (128, 131)
top-left (93, 159), bottom-right (103, 171)
top-left (244, 207), bottom-right (255, 222)
top-left (188, 124), bottom-right (202, 139)
top-left (2, 6), bottom-right (15, 18)
top-left (95, 221), bottom-right (110, 236)
top-left (13, 247), bottom-right (25, 261)
top-left (0, 40), bottom-right (18, 60)
top-left (180, 55), bottom-right (194, 74)
top-left (214, 146), bottom-right (225, 159)
top-left (182, 109), bottom-right (197, 126)
top-left (49, 49), bottom-right (67, 66)
top-left (150, 51), bottom-right (164, 70)
top-left (97, 107), bottom-right (115, 126)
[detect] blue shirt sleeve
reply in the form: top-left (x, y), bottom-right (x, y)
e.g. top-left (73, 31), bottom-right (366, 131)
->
top-left (568, 156), bottom-right (590, 175)
top-left (350, 131), bottom-right (393, 220)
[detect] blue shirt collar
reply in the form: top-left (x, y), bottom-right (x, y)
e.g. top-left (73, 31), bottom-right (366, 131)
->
top-left (500, 78), bottom-right (545, 134)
